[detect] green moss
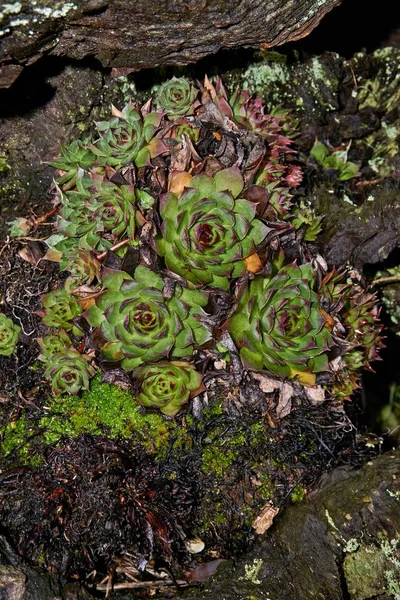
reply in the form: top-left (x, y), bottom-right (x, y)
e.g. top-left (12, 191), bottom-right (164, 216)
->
top-left (0, 414), bottom-right (41, 466)
top-left (291, 484), bottom-right (306, 503)
top-left (0, 376), bottom-right (194, 463)
top-left (201, 444), bottom-right (238, 479)
top-left (39, 375), bottom-right (189, 457)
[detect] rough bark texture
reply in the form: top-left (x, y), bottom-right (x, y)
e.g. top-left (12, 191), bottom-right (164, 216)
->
top-left (0, 0), bottom-right (340, 88)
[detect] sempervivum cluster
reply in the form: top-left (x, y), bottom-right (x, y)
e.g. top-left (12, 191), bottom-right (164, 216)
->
top-left (33, 75), bottom-right (382, 411)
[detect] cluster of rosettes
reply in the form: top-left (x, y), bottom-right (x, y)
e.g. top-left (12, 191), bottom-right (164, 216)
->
top-left (34, 76), bottom-right (382, 415)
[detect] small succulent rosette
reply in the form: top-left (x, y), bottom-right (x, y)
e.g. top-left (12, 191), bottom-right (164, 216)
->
top-left (44, 349), bottom-right (96, 396)
top-left (37, 289), bottom-right (84, 337)
top-left (37, 329), bottom-right (72, 362)
top-left (0, 314), bottom-right (21, 356)
top-left (133, 361), bottom-right (204, 417)
top-left (155, 77), bottom-right (199, 119)
top-left (89, 101), bottom-right (167, 169)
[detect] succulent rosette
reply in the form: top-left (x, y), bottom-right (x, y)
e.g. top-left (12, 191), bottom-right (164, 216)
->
top-left (87, 181), bottom-right (137, 247)
top-left (0, 314), bottom-right (20, 356)
top-left (89, 102), bottom-right (167, 169)
top-left (319, 271), bottom-right (384, 372)
top-left (50, 139), bottom-right (96, 190)
top-left (133, 361), bottom-right (203, 416)
top-left (291, 200), bottom-right (323, 242)
top-left (62, 249), bottom-right (101, 292)
top-left (38, 289), bottom-right (83, 336)
top-left (37, 329), bottom-right (72, 361)
top-left (44, 349), bottom-right (96, 395)
top-left (156, 167), bottom-right (269, 291)
top-left (226, 263), bottom-right (334, 385)
top-left (83, 265), bottom-right (211, 371)
top-left (55, 174), bottom-right (99, 248)
top-left (53, 172), bottom-right (140, 255)
top-left (156, 77), bottom-right (199, 119)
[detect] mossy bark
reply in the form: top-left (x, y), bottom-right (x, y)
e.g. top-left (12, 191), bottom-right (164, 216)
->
top-left (0, 0), bottom-right (339, 88)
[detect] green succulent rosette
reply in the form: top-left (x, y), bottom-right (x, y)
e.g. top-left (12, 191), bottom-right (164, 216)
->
top-left (83, 265), bottom-right (211, 371)
top-left (133, 360), bottom-right (203, 416)
top-left (89, 102), bottom-right (167, 169)
top-left (54, 173), bottom-right (138, 252)
top-left (38, 289), bottom-right (84, 336)
top-left (227, 263), bottom-right (334, 385)
top-left (44, 349), bottom-right (96, 395)
top-left (291, 200), bottom-right (323, 242)
top-left (88, 182), bottom-right (138, 248)
top-left (0, 314), bottom-right (20, 356)
top-left (319, 270), bottom-right (383, 371)
top-left (37, 329), bottom-right (72, 361)
top-left (61, 249), bottom-right (101, 292)
top-left (55, 174), bottom-right (99, 248)
top-left (156, 167), bottom-right (269, 291)
top-left (155, 77), bottom-right (199, 119)
top-left (50, 139), bottom-right (96, 190)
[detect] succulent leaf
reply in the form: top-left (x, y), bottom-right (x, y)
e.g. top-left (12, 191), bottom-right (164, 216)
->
top-left (133, 360), bottom-right (203, 416)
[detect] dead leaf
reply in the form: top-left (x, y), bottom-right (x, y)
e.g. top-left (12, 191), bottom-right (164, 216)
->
top-left (18, 241), bottom-right (44, 266)
top-left (252, 504), bottom-right (279, 534)
top-left (78, 296), bottom-right (96, 311)
top-left (186, 559), bottom-right (225, 583)
top-left (186, 537), bottom-right (205, 554)
top-left (245, 252), bottom-right (262, 273)
top-left (43, 248), bottom-right (62, 262)
top-left (320, 308), bottom-right (335, 331)
top-left (168, 171), bottom-right (193, 197)
top-left (306, 386), bottom-right (325, 404)
top-left (252, 373), bottom-right (281, 394)
top-left (111, 104), bottom-right (123, 118)
top-left (276, 383), bottom-right (293, 420)
top-left (290, 369), bottom-right (316, 387)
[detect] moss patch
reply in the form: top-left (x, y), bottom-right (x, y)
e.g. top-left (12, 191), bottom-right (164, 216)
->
top-left (0, 376), bottom-right (192, 463)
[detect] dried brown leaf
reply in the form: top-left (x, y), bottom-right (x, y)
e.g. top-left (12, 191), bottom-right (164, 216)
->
top-left (252, 504), bottom-right (279, 534)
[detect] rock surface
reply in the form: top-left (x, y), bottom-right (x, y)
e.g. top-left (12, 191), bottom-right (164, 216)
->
top-left (179, 449), bottom-right (400, 600)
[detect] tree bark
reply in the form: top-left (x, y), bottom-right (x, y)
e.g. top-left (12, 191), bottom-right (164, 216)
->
top-left (0, 0), bottom-right (340, 88)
